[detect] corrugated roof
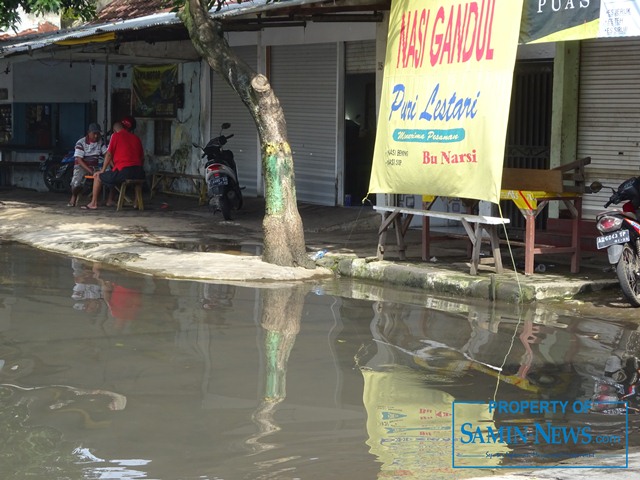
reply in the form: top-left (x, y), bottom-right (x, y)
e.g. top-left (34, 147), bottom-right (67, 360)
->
top-left (0, 0), bottom-right (384, 59)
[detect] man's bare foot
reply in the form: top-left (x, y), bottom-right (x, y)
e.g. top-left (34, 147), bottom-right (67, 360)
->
top-left (81, 204), bottom-right (98, 210)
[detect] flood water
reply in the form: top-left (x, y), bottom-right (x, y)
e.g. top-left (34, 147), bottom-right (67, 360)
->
top-left (0, 242), bottom-right (637, 479)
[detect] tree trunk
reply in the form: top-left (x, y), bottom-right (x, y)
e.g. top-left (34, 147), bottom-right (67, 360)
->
top-left (181, 0), bottom-right (313, 268)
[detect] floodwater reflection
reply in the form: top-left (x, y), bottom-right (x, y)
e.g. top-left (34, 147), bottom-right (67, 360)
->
top-left (0, 243), bottom-right (636, 479)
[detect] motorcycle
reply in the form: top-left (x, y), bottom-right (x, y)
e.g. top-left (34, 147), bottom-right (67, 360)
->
top-left (40, 150), bottom-right (75, 193)
top-left (591, 354), bottom-right (640, 415)
top-left (595, 177), bottom-right (640, 306)
top-left (194, 123), bottom-right (243, 220)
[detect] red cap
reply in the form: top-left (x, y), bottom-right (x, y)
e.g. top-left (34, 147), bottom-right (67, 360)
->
top-left (121, 115), bottom-right (136, 131)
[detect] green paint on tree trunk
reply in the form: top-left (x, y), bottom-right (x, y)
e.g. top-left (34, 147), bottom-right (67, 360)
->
top-left (264, 330), bottom-right (285, 400)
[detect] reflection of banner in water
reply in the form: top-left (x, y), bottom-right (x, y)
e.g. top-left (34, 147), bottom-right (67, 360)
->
top-left (361, 368), bottom-right (508, 478)
top-left (368, 0), bottom-right (523, 204)
top-left (520, 0), bottom-right (640, 44)
top-left (132, 64), bottom-right (177, 118)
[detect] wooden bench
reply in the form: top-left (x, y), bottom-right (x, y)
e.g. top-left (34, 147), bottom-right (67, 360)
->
top-left (373, 205), bottom-right (510, 275)
top-left (150, 171), bottom-right (207, 205)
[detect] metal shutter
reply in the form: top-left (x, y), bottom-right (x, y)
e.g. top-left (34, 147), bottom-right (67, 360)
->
top-left (211, 46), bottom-right (259, 197)
top-left (270, 43), bottom-right (338, 206)
top-left (346, 40), bottom-right (376, 74)
top-left (578, 38), bottom-right (640, 219)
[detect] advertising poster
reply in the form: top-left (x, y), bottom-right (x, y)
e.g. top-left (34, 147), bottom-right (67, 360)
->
top-left (368, 0), bottom-right (524, 204)
top-left (132, 64), bottom-right (178, 118)
top-left (362, 369), bottom-right (509, 477)
top-left (520, 0), bottom-right (640, 43)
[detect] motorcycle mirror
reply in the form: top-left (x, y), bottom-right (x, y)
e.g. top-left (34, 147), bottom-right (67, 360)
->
top-left (221, 122), bottom-right (231, 130)
top-left (587, 181), bottom-right (603, 194)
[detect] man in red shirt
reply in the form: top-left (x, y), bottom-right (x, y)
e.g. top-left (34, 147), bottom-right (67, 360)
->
top-left (83, 116), bottom-right (145, 210)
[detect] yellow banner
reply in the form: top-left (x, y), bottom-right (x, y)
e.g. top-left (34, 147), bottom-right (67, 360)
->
top-left (369, 0), bottom-right (524, 204)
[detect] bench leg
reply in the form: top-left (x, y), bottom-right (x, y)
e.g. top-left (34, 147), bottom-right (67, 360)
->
top-left (377, 211), bottom-right (397, 260)
top-left (470, 223), bottom-right (482, 275)
top-left (469, 223), bottom-right (503, 275)
top-left (377, 230), bottom-right (387, 260)
top-left (135, 184), bottom-right (144, 211)
top-left (488, 225), bottom-right (503, 274)
top-left (150, 175), bottom-right (158, 199)
top-left (116, 184), bottom-right (127, 211)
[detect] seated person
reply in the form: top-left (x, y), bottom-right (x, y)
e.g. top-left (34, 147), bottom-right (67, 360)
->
top-left (83, 116), bottom-right (145, 210)
top-left (68, 123), bottom-right (107, 207)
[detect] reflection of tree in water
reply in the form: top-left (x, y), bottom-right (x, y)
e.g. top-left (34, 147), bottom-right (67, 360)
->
top-left (0, 396), bottom-right (82, 479)
top-left (0, 382), bottom-right (127, 479)
top-left (246, 286), bottom-right (303, 455)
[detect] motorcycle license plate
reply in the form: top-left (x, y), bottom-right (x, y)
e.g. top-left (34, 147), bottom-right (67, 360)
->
top-left (596, 229), bottom-right (630, 249)
top-left (208, 176), bottom-right (228, 187)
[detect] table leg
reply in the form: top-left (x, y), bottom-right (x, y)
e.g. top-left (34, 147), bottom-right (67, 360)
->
top-left (422, 216), bottom-right (430, 261)
top-left (570, 197), bottom-right (582, 273)
top-left (524, 211), bottom-right (536, 275)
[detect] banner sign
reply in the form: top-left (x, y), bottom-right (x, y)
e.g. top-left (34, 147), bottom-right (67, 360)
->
top-left (368, 0), bottom-right (524, 204)
top-left (520, 0), bottom-right (640, 44)
top-left (132, 64), bottom-right (178, 118)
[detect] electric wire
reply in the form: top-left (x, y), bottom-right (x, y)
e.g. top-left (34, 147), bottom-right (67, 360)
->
top-left (492, 202), bottom-right (525, 401)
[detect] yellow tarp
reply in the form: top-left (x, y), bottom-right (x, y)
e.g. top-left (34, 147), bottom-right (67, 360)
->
top-left (54, 32), bottom-right (116, 46)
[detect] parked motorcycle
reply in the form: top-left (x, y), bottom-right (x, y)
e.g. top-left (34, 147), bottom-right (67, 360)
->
top-left (595, 177), bottom-right (640, 306)
top-left (40, 150), bottom-right (75, 193)
top-left (194, 123), bottom-right (243, 220)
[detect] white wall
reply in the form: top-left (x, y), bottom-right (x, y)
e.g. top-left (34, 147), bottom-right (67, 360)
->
top-left (13, 61), bottom-right (101, 103)
top-left (0, 68), bottom-right (13, 102)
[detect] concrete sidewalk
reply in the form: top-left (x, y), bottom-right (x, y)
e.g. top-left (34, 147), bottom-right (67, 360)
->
top-left (0, 187), bottom-right (619, 303)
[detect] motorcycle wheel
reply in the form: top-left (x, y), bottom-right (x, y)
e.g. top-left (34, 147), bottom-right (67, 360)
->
top-left (61, 167), bottom-right (73, 193)
top-left (616, 244), bottom-right (640, 307)
top-left (220, 195), bottom-right (232, 221)
top-left (43, 164), bottom-right (59, 192)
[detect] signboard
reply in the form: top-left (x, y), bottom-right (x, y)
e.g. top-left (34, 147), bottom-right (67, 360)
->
top-left (368, 0), bottom-right (524, 204)
top-left (520, 0), bottom-right (640, 44)
top-left (132, 64), bottom-right (178, 118)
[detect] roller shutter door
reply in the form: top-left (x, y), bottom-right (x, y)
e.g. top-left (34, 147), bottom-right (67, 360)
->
top-left (211, 46), bottom-right (259, 197)
top-left (270, 43), bottom-right (338, 206)
top-left (578, 38), bottom-right (640, 219)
